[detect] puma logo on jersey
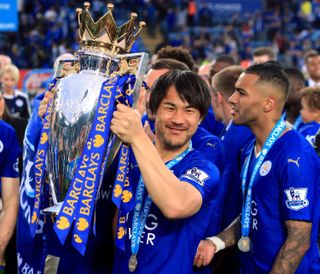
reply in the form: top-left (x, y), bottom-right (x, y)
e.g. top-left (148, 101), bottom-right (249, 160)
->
top-left (288, 157), bottom-right (300, 167)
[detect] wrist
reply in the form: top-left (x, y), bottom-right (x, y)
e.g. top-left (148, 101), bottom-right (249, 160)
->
top-left (207, 236), bottom-right (226, 253)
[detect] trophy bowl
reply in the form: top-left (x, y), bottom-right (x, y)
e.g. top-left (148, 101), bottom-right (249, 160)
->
top-left (42, 3), bottom-right (148, 214)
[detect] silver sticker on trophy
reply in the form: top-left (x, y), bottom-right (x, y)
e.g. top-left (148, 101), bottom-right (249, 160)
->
top-left (238, 236), bottom-right (251, 252)
top-left (42, 2), bottom-right (148, 215)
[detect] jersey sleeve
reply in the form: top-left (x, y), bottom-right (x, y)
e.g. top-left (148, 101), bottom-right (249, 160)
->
top-left (179, 161), bottom-right (220, 203)
top-left (280, 145), bottom-right (317, 222)
top-left (0, 127), bottom-right (21, 178)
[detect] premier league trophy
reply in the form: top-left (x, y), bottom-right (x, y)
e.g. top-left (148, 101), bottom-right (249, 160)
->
top-left (30, 2), bottom-right (148, 253)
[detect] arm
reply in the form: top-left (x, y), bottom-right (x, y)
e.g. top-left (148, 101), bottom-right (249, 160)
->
top-left (0, 177), bottom-right (19, 262)
top-left (270, 220), bottom-right (311, 274)
top-left (111, 104), bottom-right (202, 219)
top-left (194, 216), bottom-right (241, 267)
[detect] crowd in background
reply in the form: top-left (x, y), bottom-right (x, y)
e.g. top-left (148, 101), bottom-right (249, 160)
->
top-left (0, 0), bottom-right (320, 273)
top-left (2, 0), bottom-right (320, 69)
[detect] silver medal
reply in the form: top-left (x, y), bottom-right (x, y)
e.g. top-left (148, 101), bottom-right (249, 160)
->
top-left (129, 254), bottom-right (138, 272)
top-left (237, 236), bottom-right (251, 252)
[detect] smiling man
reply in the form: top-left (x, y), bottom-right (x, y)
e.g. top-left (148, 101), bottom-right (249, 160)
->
top-left (111, 70), bottom-right (220, 273)
top-left (194, 62), bottom-right (320, 274)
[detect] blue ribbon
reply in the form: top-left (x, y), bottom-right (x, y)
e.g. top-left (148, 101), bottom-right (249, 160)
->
top-left (29, 79), bottom-right (57, 236)
top-left (130, 142), bottom-right (193, 256)
top-left (112, 78), bottom-right (137, 249)
top-left (53, 74), bottom-right (136, 255)
top-left (241, 118), bottom-right (286, 238)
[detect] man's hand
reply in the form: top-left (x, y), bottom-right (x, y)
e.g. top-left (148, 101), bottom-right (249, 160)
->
top-left (111, 104), bottom-right (144, 145)
top-left (193, 239), bottom-right (217, 267)
top-left (38, 91), bottom-right (54, 118)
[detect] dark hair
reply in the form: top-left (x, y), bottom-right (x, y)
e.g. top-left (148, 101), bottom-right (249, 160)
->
top-left (284, 67), bottom-right (305, 84)
top-left (215, 54), bottom-right (236, 65)
top-left (245, 61), bottom-right (289, 100)
top-left (212, 65), bottom-right (244, 98)
top-left (301, 87), bottom-right (320, 111)
top-left (156, 46), bottom-right (195, 71)
top-left (253, 46), bottom-right (276, 60)
top-left (151, 58), bottom-right (190, 71)
top-left (149, 70), bottom-right (211, 118)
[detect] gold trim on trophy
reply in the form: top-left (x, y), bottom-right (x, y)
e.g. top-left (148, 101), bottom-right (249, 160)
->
top-left (76, 2), bottom-right (146, 54)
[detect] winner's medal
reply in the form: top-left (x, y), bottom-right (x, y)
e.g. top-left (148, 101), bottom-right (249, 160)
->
top-left (129, 254), bottom-right (138, 272)
top-left (238, 236), bottom-right (251, 252)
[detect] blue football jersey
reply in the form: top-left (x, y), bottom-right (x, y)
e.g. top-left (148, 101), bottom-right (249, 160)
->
top-left (199, 105), bottom-right (224, 137)
top-left (0, 120), bottom-right (20, 178)
top-left (191, 126), bottom-right (225, 175)
top-left (113, 150), bottom-right (220, 274)
top-left (240, 130), bottom-right (320, 273)
top-left (216, 122), bottom-right (254, 231)
top-left (17, 92), bottom-right (46, 273)
top-left (298, 121), bottom-right (320, 147)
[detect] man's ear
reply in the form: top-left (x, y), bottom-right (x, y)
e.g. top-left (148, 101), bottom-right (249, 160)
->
top-left (263, 96), bottom-right (276, 112)
top-left (217, 92), bottom-right (224, 104)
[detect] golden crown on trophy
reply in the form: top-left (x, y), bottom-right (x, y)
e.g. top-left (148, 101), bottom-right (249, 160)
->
top-left (76, 2), bottom-right (146, 54)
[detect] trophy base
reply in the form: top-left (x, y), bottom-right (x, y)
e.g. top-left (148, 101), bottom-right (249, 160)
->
top-left (42, 202), bottom-right (63, 215)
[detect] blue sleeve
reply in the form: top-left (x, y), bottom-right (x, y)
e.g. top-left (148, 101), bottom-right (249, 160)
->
top-left (0, 128), bottom-right (21, 178)
top-left (179, 163), bottom-right (219, 203)
top-left (197, 138), bottom-right (225, 174)
top-left (280, 147), bottom-right (316, 222)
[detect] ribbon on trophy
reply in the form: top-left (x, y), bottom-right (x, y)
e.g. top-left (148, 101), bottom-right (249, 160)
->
top-left (111, 78), bottom-right (137, 250)
top-left (53, 74), bottom-right (136, 255)
top-left (29, 79), bottom-right (57, 236)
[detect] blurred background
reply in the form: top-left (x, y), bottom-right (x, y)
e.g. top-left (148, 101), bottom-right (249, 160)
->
top-left (0, 0), bottom-right (320, 96)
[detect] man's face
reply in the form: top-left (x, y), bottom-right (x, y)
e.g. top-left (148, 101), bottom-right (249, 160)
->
top-left (286, 77), bottom-right (303, 108)
top-left (155, 86), bottom-right (201, 151)
top-left (210, 61), bottom-right (230, 77)
top-left (229, 73), bottom-right (263, 126)
top-left (144, 68), bottom-right (169, 119)
top-left (253, 55), bottom-right (271, 64)
top-left (306, 55), bottom-right (320, 81)
top-left (210, 87), bottom-right (223, 122)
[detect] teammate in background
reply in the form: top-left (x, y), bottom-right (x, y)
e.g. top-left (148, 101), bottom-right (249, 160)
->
top-left (194, 62), bottom-right (320, 273)
top-left (0, 64), bottom-right (31, 119)
top-left (209, 54), bottom-right (237, 81)
top-left (142, 58), bottom-right (225, 173)
top-left (252, 46), bottom-right (277, 64)
top-left (112, 69), bottom-right (220, 273)
top-left (298, 87), bottom-right (320, 146)
top-left (0, 121), bottom-right (20, 271)
top-left (210, 65), bottom-right (254, 273)
top-left (304, 51), bottom-right (320, 87)
top-left (283, 67), bottom-right (305, 130)
top-left (156, 45), bottom-right (196, 71)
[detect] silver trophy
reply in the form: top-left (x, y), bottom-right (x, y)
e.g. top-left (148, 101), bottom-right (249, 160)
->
top-left (44, 3), bottom-right (148, 214)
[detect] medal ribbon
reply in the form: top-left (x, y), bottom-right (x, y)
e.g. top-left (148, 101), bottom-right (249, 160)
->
top-left (53, 75), bottom-right (134, 255)
top-left (29, 79), bottom-right (57, 236)
top-left (240, 118), bottom-right (286, 238)
top-left (130, 142), bottom-right (193, 256)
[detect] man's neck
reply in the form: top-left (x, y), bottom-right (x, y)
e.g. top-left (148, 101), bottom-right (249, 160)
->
top-left (156, 141), bottom-right (190, 163)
